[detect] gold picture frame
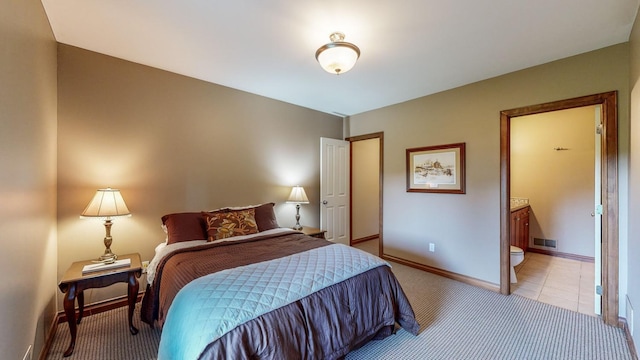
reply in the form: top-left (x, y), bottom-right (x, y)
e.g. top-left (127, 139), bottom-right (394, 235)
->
top-left (406, 142), bottom-right (466, 194)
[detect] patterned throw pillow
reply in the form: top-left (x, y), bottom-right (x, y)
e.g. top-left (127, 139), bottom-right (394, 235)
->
top-left (220, 203), bottom-right (279, 231)
top-left (203, 209), bottom-right (258, 241)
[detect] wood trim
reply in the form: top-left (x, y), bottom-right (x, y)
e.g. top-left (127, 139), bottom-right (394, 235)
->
top-left (603, 91), bottom-right (620, 327)
top-left (379, 134), bottom-right (384, 258)
top-left (349, 140), bottom-right (353, 246)
top-left (345, 132), bottom-right (384, 142)
top-left (526, 247), bottom-right (595, 263)
top-left (383, 254), bottom-right (500, 293)
top-left (347, 132), bottom-right (384, 256)
top-left (500, 91), bottom-right (619, 326)
top-left (39, 312), bottom-right (60, 360)
top-left (500, 111), bottom-right (511, 295)
top-left (351, 234), bottom-right (379, 244)
top-left (620, 317), bottom-right (640, 360)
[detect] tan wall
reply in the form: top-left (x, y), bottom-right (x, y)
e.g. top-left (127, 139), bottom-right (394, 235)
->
top-left (56, 45), bottom-right (343, 307)
top-left (351, 138), bottom-right (380, 240)
top-left (627, 4), bottom-right (640, 354)
top-left (350, 43), bottom-right (629, 286)
top-left (511, 107), bottom-right (596, 257)
top-left (0, 0), bottom-right (58, 358)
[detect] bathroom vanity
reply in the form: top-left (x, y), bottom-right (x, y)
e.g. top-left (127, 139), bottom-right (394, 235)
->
top-left (510, 205), bottom-right (530, 251)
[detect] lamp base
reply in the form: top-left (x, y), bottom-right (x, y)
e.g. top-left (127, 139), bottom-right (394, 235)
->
top-left (100, 219), bottom-right (117, 263)
top-left (99, 252), bottom-right (117, 263)
top-left (293, 204), bottom-right (303, 231)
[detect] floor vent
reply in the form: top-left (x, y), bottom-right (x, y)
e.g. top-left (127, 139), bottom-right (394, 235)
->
top-left (533, 237), bottom-right (557, 248)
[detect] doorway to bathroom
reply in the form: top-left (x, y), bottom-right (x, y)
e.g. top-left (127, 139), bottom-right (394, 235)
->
top-left (509, 105), bottom-right (600, 316)
top-left (500, 91), bottom-right (619, 326)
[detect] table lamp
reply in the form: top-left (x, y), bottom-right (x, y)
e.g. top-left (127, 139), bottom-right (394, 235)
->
top-left (287, 186), bottom-right (309, 230)
top-left (81, 188), bottom-right (131, 262)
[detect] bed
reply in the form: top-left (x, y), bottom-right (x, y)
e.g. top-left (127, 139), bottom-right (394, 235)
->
top-left (140, 203), bottom-right (419, 359)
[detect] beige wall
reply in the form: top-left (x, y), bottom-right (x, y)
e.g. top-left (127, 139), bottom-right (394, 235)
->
top-left (627, 4), bottom-right (640, 354)
top-left (512, 107), bottom-right (596, 257)
top-left (351, 138), bottom-right (380, 240)
top-left (0, 0), bottom-right (58, 358)
top-left (350, 44), bottom-right (629, 288)
top-left (56, 45), bottom-right (343, 306)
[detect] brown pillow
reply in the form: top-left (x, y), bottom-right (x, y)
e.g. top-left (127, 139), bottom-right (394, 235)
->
top-left (161, 212), bottom-right (208, 245)
top-left (253, 203), bottom-right (279, 231)
top-left (203, 209), bottom-right (259, 241)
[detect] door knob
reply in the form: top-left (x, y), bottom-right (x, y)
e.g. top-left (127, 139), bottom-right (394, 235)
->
top-left (322, 200), bottom-right (328, 205)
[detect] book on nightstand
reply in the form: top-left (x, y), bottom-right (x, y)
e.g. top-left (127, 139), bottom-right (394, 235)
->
top-left (82, 258), bottom-right (131, 274)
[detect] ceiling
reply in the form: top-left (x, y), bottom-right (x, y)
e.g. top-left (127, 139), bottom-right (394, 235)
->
top-left (41, 0), bottom-right (639, 116)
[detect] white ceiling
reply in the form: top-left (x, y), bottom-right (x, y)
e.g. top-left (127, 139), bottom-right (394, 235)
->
top-left (41, 0), bottom-right (639, 116)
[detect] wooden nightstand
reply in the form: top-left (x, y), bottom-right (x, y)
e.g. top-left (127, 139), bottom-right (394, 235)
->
top-left (58, 253), bottom-right (142, 357)
top-left (299, 226), bottom-right (326, 239)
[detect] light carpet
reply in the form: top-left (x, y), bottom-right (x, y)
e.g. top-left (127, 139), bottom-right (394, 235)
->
top-left (47, 261), bottom-right (633, 359)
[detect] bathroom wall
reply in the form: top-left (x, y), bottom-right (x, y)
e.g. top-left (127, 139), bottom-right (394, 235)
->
top-left (511, 106), bottom-right (596, 257)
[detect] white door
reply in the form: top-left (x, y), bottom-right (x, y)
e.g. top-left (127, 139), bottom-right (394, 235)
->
top-left (594, 105), bottom-right (603, 315)
top-left (320, 137), bottom-right (350, 245)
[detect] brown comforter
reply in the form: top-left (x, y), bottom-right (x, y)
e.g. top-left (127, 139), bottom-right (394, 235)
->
top-left (141, 231), bottom-right (419, 359)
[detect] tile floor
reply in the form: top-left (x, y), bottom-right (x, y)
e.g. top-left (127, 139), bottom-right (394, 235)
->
top-left (511, 251), bottom-right (597, 316)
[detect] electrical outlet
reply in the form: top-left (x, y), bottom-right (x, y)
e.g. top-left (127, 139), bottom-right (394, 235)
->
top-left (23, 345), bottom-right (32, 360)
top-left (142, 260), bottom-right (149, 273)
top-left (429, 243), bottom-right (435, 252)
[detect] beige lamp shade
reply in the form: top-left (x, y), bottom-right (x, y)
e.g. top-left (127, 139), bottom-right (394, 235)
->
top-left (81, 188), bottom-right (131, 219)
top-left (287, 186), bottom-right (309, 204)
top-left (81, 188), bottom-right (131, 262)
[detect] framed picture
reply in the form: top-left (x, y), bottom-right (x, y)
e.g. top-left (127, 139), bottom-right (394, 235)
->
top-left (406, 142), bottom-right (466, 194)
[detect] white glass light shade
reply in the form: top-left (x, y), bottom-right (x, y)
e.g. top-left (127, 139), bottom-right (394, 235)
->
top-left (286, 186), bottom-right (309, 204)
top-left (315, 32), bottom-right (360, 75)
top-left (81, 188), bottom-right (131, 219)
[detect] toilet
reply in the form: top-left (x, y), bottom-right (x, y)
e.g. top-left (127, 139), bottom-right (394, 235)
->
top-left (510, 246), bottom-right (525, 283)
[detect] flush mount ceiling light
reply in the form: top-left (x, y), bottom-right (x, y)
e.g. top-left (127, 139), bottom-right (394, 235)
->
top-left (315, 32), bottom-right (361, 75)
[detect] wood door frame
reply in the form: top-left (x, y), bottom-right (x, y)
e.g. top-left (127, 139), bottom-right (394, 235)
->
top-left (500, 91), bottom-right (619, 326)
top-left (346, 132), bottom-right (384, 255)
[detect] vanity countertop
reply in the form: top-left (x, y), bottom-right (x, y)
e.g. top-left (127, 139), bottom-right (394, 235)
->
top-left (510, 197), bottom-right (530, 212)
top-left (510, 204), bottom-right (530, 212)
